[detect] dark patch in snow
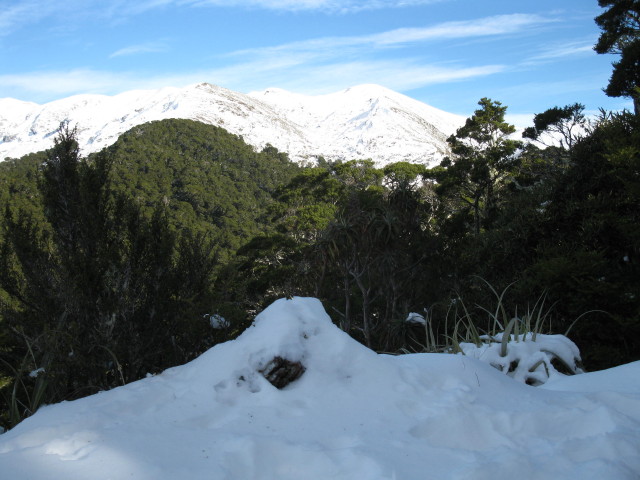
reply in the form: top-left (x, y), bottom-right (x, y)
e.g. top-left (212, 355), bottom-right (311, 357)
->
top-left (259, 356), bottom-right (305, 389)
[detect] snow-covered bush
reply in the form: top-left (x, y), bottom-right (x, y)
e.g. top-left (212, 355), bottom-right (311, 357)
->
top-left (460, 330), bottom-right (584, 386)
top-left (405, 312), bottom-right (426, 325)
top-left (440, 279), bottom-right (586, 385)
top-left (206, 314), bottom-right (230, 329)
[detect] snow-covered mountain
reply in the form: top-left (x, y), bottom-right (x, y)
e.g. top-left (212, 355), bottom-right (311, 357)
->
top-left (0, 83), bottom-right (464, 166)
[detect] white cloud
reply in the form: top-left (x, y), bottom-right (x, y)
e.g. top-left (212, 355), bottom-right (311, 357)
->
top-left (0, 12), bottom-right (550, 103)
top-left (0, 0), bottom-right (172, 36)
top-left (0, 57), bottom-right (505, 104)
top-left (496, 77), bottom-right (612, 112)
top-left (199, 56), bottom-right (506, 95)
top-left (199, 14), bottom-right (535, 93)
top-left (109, 42), bottom-right (170, 58)
top-left (524, 39), bottom-right (596, 65)
top-left (0, 69), bottom-right (144, 101)
top-left (229, 13), bottom-right (552, 59)
top-left (182, 0), bottom-right (445, 14)
top-left (370, 14), bottom-right (554, 45)
top-left (0, 0), bottom-right (445, 35)
top-left (0, 1), bottom-right (546, 40)
top-left (0, 0), bottom-right (58, 36)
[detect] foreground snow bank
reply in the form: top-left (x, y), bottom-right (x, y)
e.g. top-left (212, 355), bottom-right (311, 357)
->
top-left (0, 297), bottom-right (639, 479)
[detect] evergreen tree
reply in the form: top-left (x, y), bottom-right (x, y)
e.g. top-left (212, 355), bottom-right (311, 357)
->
top-left (524, 110), bottom-right (640, 368)
top-left (0, 124), bottom-right (220, 428)
top-left (595, 0), bottom-right (640, 114)
top-left (430, 98), bottom-right (522, 236)
top-left (523, 103), bottom-right (588, 152)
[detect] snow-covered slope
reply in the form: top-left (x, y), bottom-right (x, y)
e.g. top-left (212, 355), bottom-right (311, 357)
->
top-left (250, 84), bottom-right (463, 164)
top-left (0, 297), bottom-right (638, 480)
top-left (0, 83), bottom-right (463, 166)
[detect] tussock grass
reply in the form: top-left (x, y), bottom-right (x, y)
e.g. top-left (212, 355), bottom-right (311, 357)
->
top-left (408, 278), bottom-right (597, 385)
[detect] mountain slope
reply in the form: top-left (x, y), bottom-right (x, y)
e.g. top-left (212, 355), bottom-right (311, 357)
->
top-left (250, 84), bottom-right (463, 163)
top-left (0, 84), bottom-right (463, 165)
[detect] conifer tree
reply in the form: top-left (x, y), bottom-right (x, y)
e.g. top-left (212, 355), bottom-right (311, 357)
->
top-left (432, 98), bottom-right (521, 236)
top-left (595, 0), bottom-right (640, 114)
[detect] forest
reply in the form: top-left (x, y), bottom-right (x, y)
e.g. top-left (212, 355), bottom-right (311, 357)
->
top-left (0, 0), bottom-right (638, 431)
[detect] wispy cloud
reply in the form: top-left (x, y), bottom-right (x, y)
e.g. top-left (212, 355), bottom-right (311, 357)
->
top-left (0, 12), bottom-right (551, 103)
top-left (0, 0), bottom-right (446, 36)
top-left (0, 69), bottom-right (140, 100)
top-left (202, 13), bottom-right (540, 93)
top-left (182, 0), bottom-right (446, 14)
top-left (0, 0), bottom-right (60, 36)
top-left (230, 13), bottom-right (553, 59)
top-left (0, 1), bottom-right (543, 40)
top-left (498, 78), bottom-right (609, 105)
top-left (0, 0), bottom-right (168, 37)
top-left (524, 39), bottom-right (596, 65)
top-left (0, 59), bottom-right (505, 104)
top-left (205, 58), bottom-right (506, 95)
top-left (109, 42), bottom-right (170, 58)
top-left (167, 14), bottom-right (527, 93)
top-left (370, 14), bottom-right (554, 45)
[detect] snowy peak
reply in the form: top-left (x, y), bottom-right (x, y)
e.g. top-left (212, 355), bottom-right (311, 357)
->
top-left (1, 83), bottom-right (464, 166)
top-left (250, 84), bottom-right (463, 163)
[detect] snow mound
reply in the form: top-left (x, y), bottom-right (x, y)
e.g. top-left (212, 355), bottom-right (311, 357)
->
top-left (542, 361), bottom-right (640, 394)
top-left (0, 297), bottom-right (639, 479)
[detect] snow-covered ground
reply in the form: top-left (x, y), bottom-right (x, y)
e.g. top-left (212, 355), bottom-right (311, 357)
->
top-left (0, 297), bottom-right (638, 479)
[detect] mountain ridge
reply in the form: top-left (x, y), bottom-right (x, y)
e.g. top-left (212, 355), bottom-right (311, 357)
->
top-left (0, 83), bottom-right (464, 166)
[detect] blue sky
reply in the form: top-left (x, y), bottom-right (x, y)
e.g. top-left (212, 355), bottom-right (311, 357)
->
top-left (0, 0), bottom-right (631, 122)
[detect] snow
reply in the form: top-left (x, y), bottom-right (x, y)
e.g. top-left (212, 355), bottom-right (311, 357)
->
top-left (404, 312), bottom-right (426, 325)
top-left (460, 332), bottom-right (583, 386)
top-left (251, 84), bottom-right (463, 165)
top-left (1, 83), bottom-right (463, 166)
top-left (206, 313), bottom-right (230, 329)
top-left (28, 368), bottom-right (45, 379)
top-left (542, 361), bottom-right (640, 394)
top-left (0, 297), bottom-right (638, 479)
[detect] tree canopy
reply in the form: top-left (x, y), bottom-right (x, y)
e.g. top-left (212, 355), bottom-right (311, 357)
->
top-left (429, 98), bottom-right (521, 236)
top-left (0, 120), bottom-right (299, 428)
top-left (595, 0), bottom-right (640, 114)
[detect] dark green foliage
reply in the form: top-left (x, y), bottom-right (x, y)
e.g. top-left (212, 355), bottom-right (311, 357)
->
top-left (453, 110), bottom-right (640, 369)
top-left (0, 120), bottom-right (299, 429)
top-left (522, 103), bottom-right (587, 151)
top-left (526, 111), bottom-right (640, 367)
top-left (594, 0), bottom-right (640, 114)
top-left (595, 0), bottom-right (640, 54)
top-left (269, 167), bottom-right (343, 242)
top-left (318, 180), bottom-right (433, 350)
top-left (233, 159), bottom-right (439, 352)
top-left (0, 126), bottom-right (209, 428)
top-left (430, 98), bottom-right (522, 236)
top-left (233, 101), bottom-right (640, 370)
top-left (102, 119), bottom-right (299, 258)
top-left (0, 152), bottom-right (47, 234)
